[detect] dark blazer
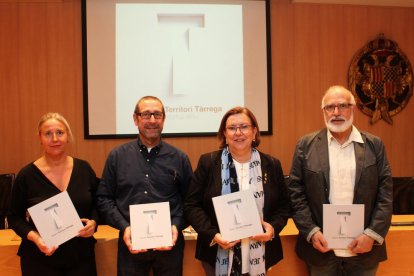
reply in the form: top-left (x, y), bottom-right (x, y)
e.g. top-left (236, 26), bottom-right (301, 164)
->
top-left (184, 150), bottom-right (291, 270)
top-left (288, 128), bottom-right (393, 266)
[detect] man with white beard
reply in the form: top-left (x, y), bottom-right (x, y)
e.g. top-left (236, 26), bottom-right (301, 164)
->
top-left (287, 85), bottom-right (393, 276)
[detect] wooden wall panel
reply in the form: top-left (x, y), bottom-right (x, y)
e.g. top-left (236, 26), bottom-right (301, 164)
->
top-left (0, 0), bottom-right (413, 177)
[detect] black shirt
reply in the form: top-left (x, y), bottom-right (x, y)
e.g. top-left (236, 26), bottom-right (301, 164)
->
top-left (96, 139), bottom-right (193, 231)
top-left (8, 158), bottom-right (98, 268)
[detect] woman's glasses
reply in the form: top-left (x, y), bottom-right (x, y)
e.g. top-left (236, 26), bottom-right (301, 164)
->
top-left (226, 124), bottom-right (252, 134)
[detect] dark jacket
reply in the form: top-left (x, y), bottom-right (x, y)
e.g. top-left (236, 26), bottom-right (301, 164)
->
top-left (184, 150), bottom-right (291, 270)
top-left (288, 128), bottom-right (393, 266)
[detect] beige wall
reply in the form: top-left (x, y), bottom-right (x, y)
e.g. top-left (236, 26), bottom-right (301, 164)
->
top-left (0, 0), bottom-right (413, 177)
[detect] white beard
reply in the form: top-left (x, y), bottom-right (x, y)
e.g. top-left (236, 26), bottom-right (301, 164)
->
top-left (324, 112), bottom-right (353, 133)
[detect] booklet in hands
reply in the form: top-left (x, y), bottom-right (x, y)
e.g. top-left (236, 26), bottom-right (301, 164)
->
top-left (27, 191), bottom-right (84, 248)
top-left (212, 190), bottom-right (263, 242)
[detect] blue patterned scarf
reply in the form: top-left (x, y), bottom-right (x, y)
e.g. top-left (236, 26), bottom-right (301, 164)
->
top-left (216, 147), bottom-right (266, 276)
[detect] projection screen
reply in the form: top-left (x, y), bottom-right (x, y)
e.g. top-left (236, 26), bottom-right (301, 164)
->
top-left (82, 0), bottom-right (272, 138)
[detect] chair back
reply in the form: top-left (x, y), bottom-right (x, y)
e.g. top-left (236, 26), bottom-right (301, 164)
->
top-left (0, 173), bottom-right (15, 229)
top-left (393, 176), bottom-right (414, 214)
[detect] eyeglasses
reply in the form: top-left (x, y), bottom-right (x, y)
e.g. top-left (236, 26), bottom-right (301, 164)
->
top-left (136, 112), bottom-right (164, 120)
top-left (226, 124), bottom-right (252, 134)
top-left (323, 103), bottom-right (353, 113)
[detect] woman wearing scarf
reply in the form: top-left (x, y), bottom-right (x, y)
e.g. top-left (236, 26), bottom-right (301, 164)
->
top-left (184, 107), bottom-right (291, 276)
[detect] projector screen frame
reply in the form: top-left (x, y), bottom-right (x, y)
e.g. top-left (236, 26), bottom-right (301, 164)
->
top-left (81, 0), bottom-right (273, 139)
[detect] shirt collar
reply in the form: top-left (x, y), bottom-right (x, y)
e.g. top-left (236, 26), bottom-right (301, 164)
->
top-left (327, 125), bottom-right (364, 146)
top-left (137, 137), bottom-right (162, 153)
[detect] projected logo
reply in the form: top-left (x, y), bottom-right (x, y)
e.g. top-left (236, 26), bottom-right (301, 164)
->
top-left (115, 4), bottom-right (244, 133)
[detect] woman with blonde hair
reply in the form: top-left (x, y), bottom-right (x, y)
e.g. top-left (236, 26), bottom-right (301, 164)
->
top-left (8, 112), bottom-right (99, 276)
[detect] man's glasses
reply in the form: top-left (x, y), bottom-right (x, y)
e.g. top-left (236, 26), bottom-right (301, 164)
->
top-left (137, 112), bottom-right (164, 120)
top-left (323, 103), bottom-right (353, 113)
top-left (226, 124), bottom-right (252, 134)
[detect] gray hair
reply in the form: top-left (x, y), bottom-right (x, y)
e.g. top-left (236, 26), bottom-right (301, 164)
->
top-left (321, 85), bottom-right (356, 109)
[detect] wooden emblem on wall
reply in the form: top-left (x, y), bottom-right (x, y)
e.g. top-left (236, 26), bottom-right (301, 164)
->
top-left (348, 34), bottom-right (413, 124)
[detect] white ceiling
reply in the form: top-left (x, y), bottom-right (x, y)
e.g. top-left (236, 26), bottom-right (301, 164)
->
top-left (291, 0), bottom-right (414, 7)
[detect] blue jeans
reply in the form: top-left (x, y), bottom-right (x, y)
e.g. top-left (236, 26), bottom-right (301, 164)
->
top-left (307, 257), bottom-right (379, 276)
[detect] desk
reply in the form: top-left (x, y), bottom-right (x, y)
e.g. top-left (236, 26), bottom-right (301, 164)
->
top-left (269, 215), bottom-right (414, 275)
top-left (0, 227), bottom-right (20, 276)
top-left (1, 216), bottom-right (413, 276)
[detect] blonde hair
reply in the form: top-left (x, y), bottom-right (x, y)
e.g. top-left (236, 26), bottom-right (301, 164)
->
top-left (37, 112), bottom-right (74, 143)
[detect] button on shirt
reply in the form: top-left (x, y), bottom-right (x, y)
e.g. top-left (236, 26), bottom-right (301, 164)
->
top-left (96, 139), bottom-right (193, 232)
top-left (327, 125), bottom-right (364, 257)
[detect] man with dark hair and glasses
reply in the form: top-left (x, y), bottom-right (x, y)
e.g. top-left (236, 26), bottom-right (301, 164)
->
top-left (288, 85), bottom-right (393, 275)
top-left (96, 96), bottom-right (193, 276)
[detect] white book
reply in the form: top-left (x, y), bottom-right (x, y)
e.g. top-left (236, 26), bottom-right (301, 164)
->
top-left (212, 190), bottom-right (263, 242)
top-left (323, 204), bottom-right (364, 249)
top-left (27, 191), bottom-right (84, 248)
top-left (130, 202), bottom-right (172, 250)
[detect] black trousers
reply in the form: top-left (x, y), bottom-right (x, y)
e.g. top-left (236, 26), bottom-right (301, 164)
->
top-left (117, 233), bottom-right (185, 276)
top-left (20, 253), bottom-right (97, 276)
